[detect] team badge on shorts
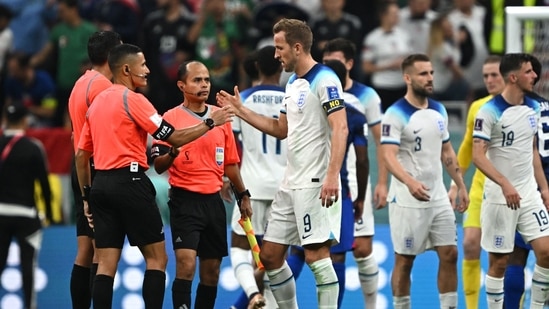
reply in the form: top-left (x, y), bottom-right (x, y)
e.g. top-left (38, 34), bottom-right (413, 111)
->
top-left (216, 147), bottom-right (224, 166)
top-left (405, 237), bottom-right (414, 249)
top-left (494, 235), bottom-right (504, 248)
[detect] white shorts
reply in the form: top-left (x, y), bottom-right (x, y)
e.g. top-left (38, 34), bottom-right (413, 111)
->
top-left (481, 199), bottom-right (549, 253)
top-left (354, 184), bottom-right (374, 237)
top-left (389, 202), bottom-right (457, 255)
top-left (263, 187), bottom-right (342, 246)
top-left (231, 199), bottom-right (271, 236)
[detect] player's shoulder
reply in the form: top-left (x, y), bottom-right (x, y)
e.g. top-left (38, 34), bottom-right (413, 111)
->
top-left (427, 98), bottom-right (447, 115)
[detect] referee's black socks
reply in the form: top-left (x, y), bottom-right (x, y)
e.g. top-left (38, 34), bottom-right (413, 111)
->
top-left (93, 274), bottom-right (114, 309)
top-left (70, 264), bottom-right (91, 309)
top-left (195, 283), bottom-right (217, 309)
top-left (143, 269), bottom-right (166, 309)
top-left (172, 278), bottom-right (192, 308)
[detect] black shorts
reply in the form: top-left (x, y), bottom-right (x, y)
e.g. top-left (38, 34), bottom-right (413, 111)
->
top-left (71, 159), bottom-right (96, 237)
top-left (90, 167), bottom-right (164, 249)
top-left (0, 215), bottom-right (41, 245)
top-left (169, 188), bottom-right (227, 259)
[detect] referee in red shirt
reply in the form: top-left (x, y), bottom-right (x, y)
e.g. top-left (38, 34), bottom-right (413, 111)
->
top-left (75, 44), bottom-right (234, 308)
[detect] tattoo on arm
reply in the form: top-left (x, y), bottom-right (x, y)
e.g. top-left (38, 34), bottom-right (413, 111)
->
top-left (445, 158), bottom-right (452, 167)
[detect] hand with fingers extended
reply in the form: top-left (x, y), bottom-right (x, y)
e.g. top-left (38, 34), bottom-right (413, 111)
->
top-left (373, 183), bottom-right (388, 209)
top-left (210, 105), bottom-right (235, 126)
top-left (407, 179), bottom-right (430, 202)
top-left (216, 86), bottom-right (244, 113)
top-left (320, 174), bottom-right (340, 207)
top-left (501, 180), bottom-right (521, 210)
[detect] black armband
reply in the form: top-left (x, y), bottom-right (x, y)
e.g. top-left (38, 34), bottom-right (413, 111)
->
top-left (322, 99), bottom-right (345, 115)
top-left (152, 120), bottom-right (175, 141)
top-left (82, 185), bottom-right (91, 201)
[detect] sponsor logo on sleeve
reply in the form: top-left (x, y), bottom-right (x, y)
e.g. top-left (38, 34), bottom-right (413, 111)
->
top-left (474, 118), bottom-right (484, 131)
top-left (382, 124), bottom-right (391, 137)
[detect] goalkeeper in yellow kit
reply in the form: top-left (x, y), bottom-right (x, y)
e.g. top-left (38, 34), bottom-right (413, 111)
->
top-left (448, 55), bottom-right (506, 309)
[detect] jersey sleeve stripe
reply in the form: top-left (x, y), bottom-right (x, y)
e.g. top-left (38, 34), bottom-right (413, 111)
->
top-left (381, 140), bottom-right (400, 146)
top-left (123, 89), bottom-right (136, 123)
top-left (472, 134), bottom-right (490, 141)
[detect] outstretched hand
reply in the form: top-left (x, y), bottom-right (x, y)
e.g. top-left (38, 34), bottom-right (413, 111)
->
top-left (217, 86), bottom-right (243, 112)
top-left (210, 105), bottom-right (235, 126)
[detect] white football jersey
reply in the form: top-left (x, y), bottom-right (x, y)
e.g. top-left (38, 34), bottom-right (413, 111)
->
top-left (282, 63), bottom-right (345, 189)
top-left (381, 98), bottom-right (450, 207)
top-left (234, 85), bottom-right (287, 199)
top-left (473, 94), bottom-right (540, 204)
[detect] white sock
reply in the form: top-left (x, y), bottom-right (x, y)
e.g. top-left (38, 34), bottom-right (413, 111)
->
top-left (355, 254), bottom-right (379, 308)
top-left (263, 273), bottom-right (278, 309)
top-left (309, 257), bottom-right (339, 309)
top-left (393, 296), bottom-right (411, 309)
top-left (266, 261), bottom-right (298, 309)
top-left (439, 291), bottom-right (457, 309)
top-left (530, 264), bottom-right (549, 309)
top-left (485, 275), bottom-right (504, 309)
top-left (230, 247), bottom-right (259, 297)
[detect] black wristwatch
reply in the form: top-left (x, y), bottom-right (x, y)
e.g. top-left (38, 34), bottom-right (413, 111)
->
top-left (168, 146), bottom-right (178, 158)
top-left (82, 185), bottom-right (91, 201)
top-left (237, 189), bottom-right (251, 200)
top-left (204, 118), bottom-right (215, 130)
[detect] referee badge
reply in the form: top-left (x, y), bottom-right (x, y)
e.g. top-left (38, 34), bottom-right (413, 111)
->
top-left (216, 147), bottom-right (224, 166)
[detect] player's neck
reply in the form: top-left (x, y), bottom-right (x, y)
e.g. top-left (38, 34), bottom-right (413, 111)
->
top-left (183, 101), bottom-right (207, 113)
top-left (259, 75), bottom-right (280, 86)
top-left (501, 87), bottom-right (525, 106)
top-left (345, 77), bottom-right (353, 91)
top-left (92, 64), bottom-right (112, 80)
top-left (404, 94), bottom-right (428, 109)
top-left (295, 57), bottom-right (316, 78)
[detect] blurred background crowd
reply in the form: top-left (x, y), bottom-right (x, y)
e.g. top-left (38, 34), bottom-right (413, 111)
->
top-left (1, 0), bottom-right (549, 225)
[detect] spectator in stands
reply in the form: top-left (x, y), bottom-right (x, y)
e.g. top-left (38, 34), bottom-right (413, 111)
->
top-left (140, 0), bottom-right (196, 114)
top-left (31, 0), bottom-right (98, 128)
top-left (448, 0), bottom-right (489, 101)
top-left (399, 0), bottom-right (438, 54)
top-left (310, 0), bottom-right (363, 80)
top-left (427, 13), bottom-right (469, 101)
top-left (0, 4), bottom-right (13, 119)
top-left (187, 0), bottom-right (248, 104)
top-left (0, 102), bottom-right (52, 309)
top-left (92, 0), bottom-right (141, 45)
top-left (362, 1), bottom-right (410, 112)
top-left (5, 53), bottom-right (58, 128)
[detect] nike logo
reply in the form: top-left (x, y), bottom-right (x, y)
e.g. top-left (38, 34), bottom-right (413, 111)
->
top-left (355, 227), bottom-right (365, 232)
top-left (413, 129), bottom-right (422, 134)
top-left (541, 226), bottom-right (549, 232)
top-left (494, 298), bottom-right (503, 302)
top-left (502, 124), bottom-right (511, 129)
top-left (302, 234), bottom-right (312, 240)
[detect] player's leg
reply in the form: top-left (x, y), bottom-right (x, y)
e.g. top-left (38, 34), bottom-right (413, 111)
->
top-left (480, 202), bottom-right (517, 308)
top-left (230, 200), bottom-right (268, 308)
top-left (15, 217), bottom-right (42, 309)
top-left (353, 187), bottom-right (378, 309)
top-left (518, 204), bottom-right (549, 309)
top-left (461, 184), bottom-right (483, 309)
top-left (70, 164), bottom-right (96, 309)
top-left (431, 205), bottom-right (459, 309)
top-left (260, 188), bottom-right (300, 309)
top-left (299, 187), bottom-right (341, 309)
top-left (503, 232), bottom-right (530, 309)
top-left (328, 196), bottom-right (354, 307)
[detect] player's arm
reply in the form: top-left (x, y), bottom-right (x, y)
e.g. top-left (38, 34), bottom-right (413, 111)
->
top-left (370, 123), bottom-right (388, 208)
top-left (353, 140), bottom-right (369, 221)
top-left (441, 140), bottom-right (469, 212)
top-left (472, 137), bottom-right (520, 209)
top-left (225, 163), bottom-right (252, 219)
top-left (533, 138), bottom-right (549, 208)
top-left (151, 143), bottom-right (178, 174)
top-left (216, 86), bottom-right (288, 139)
top-left (382, 143), bottom-right (430, 201)
top-left (323, 108), bottom-right (349, 207)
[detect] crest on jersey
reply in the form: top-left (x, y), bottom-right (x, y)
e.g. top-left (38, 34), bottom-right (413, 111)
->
top-left (327, 86), bottom-right (340, 100)
top-left (382, 124), bottom-right (391, 136)
top-left (474, 118), bottom-right (484, 131)
top-left (494, 235), bottom-right (504, 248)
top-left (528, 115), bottom-right (537, 129)
top-left (437, 119), bottom-right (445, 132)
top-left (296, 91), bottom-right (307, 110)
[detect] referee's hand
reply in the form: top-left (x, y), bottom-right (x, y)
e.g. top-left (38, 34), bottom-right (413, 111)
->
top-left (84, 201), bottom-right (94, 229)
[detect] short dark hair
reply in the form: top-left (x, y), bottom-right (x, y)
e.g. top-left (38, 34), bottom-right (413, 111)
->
top-left (401, 53), bottom-right (430, 72)
top-left (484, 54), bottom-right (501, 65)
top-left (256, 45), bottom-right (281, 77)
top-left (499, 53), bottom-right (533, 78)
top-left (243, 50), bottom-right (259, 81)
top-left (107, 43), bottom-right (142, 73)
top-left (324, 60), bottom-right (347, 89)
top-left (88, 31), bottom-right (122, 66)
top-left (530, 54), bottom-right (542, 85)
top-left (323, 38), bottom-right (356, 61)
top-left (273, 18), bottom-right (313, 53)
top-left (0, 4), bottom-right (13, 20)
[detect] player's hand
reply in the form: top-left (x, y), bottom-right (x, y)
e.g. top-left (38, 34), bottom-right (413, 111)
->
top-left (448, 183), bottom-right (458, 208)
top-left (373, 183), bottom-right (388, 209)
top-left (407, 179), bottom-right (430, 202)
top-left (353, 199), bottom-right (364, 221)
top-left (84, 201), bottom-right (94, 229)
top-left (540, 189), bottom-right (549, 211)
top-left (239, 196), bottom-right (253, 219)
top-left (210, 105), bottom-right (234, 126)
top-left (320, 175), bottom-right (339, 207)
top-left (456, 186), bottom-right (469, 213)
top-left (217, 86), bottom-right (244, 112)
top-left (501, 181), bottom-right (521, 209)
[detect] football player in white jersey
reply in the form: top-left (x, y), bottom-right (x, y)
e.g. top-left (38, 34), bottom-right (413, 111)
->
top-left (229, 45), bottom-right (287, 309)
top-left (217, 18), bottom-right (348, 309)
top-left (381, 54), bottom-right (468, 309)
top-left (472, 53), bottom-right (549, 309)
top-left (322, 38), bottom-right (385, 308)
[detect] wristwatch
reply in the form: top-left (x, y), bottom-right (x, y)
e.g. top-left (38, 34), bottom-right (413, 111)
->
top-left (237, 189), bottom-right (251, 200)
top-left (82, 185), bottom-right (91, 201)
top-left (204, 118), bottom-right (215, 130)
